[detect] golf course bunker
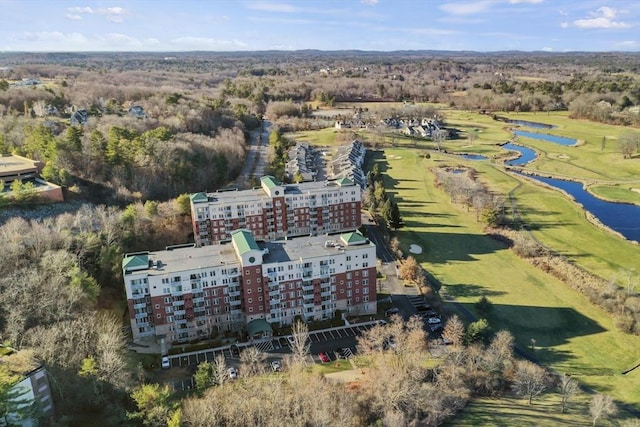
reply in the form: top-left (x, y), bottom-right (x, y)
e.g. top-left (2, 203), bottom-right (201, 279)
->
top-left (409, 244), bottom-right (423, 254)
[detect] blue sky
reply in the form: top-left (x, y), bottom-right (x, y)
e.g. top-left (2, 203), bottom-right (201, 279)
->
top-left (0, 0), bottom-right (638, 52)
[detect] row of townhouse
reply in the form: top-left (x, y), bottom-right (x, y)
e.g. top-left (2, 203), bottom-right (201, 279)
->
top-left (329, 140), bottom-right (366, 188)
top-left (123, 229), bottom-right (377, 345)
top-left (190, 175), bottom-right (362, 246)
top-left (285, 142), bottom-right (317, 182)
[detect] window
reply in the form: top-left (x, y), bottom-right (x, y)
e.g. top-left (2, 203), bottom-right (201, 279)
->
top-left (248, 298), bottom-right (253, 303)
top-left (249, 307), bottom-right (254, 313)
top-left (155, 304), bottom-right (160, 309)
top-left (156, 314), bottom-right (161, 319)
top-left (247, 288), bottom-right (252, 294)
top-left (362, 270), bottom-right (369, 277)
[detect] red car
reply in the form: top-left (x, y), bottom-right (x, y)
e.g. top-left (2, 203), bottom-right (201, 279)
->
top-left (318, 352), bottom-right (330, 363)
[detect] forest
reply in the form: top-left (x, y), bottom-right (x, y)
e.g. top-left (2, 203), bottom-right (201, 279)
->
top-left (0, 50), bottom-right (639, 426)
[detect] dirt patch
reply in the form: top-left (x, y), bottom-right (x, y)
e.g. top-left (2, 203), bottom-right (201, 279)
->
top-left (631, 188), bottom-right (640, 194)
top-left (556, 154), bottom-right (570, 159)
top-left (324, 368), bottom-right (367, 383)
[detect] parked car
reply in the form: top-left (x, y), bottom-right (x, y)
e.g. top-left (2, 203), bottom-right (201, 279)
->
top-left (427, 317), bottom-right (442, 325)
top-left (415, 304), bottom-right (431, 313)
top-left (230, 344), bottom-right (240, 358)
top-left (161, 356), bottom-right (170, 369)
top-left (385, 307), bottom-right (400, 317)
top-left (271, 360), bottom-right (282, 372)
top-left (228, 367), bottom-right (238, 379)
top-left (384, 337), bottom-right (397, 350)
top-left (319, 352), bottom-right (330, 363)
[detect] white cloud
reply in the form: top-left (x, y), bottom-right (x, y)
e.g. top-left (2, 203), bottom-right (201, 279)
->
top-left (616, 40), bottom-right (639, 50)
top-left (65, 6), bottom-right (93, 20)
top-left (541, 46), bottom-right (553, 51)
top-left (97, 7), bottom-right (129, 23)
top-left (439, 1), bottom-right (495, 15)
top-left (100, 33), bottom-right (143, 47)
top-left (246, 2), bottom-right (297, 13)
top-left (67, 6), bottom-right (93, 14)
top-left (574, 7), bottom-right (629, 29)
top-left (508, 0), bottom-right (543, 4)
top-left (20, 31), bottom-right (88, 44)
top-left (361, 0), bottom-right (379, 5)
top-left (560, 22), bottom-right (568, 29)
top-left (170, 37), bottom-right (248, 50)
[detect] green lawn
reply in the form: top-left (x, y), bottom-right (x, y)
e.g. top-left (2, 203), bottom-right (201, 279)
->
top-left (377, 148), bottom-right (640, 409)
top-left (589, 184), bottom-right (640, 205)
top-left (288, 127), bottom-right (339, 147)
top-left (447, 393), bottom-right (625, 427)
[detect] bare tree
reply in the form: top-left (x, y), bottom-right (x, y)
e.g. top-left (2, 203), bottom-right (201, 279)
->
top-left (442, 315), bottom-right (465, 347)
top-left (212, 354), bottom-right (229, 386)
top-left (559, 374), bottom-right (579, 414)
top-left (589, 394), bottom-right (617, 426)
top-left (512, 360), bottom-right (551, 404)
top-left (240, 346), bottom-right (267, 377)
top-left (290, 321), bottom-right (310, 367)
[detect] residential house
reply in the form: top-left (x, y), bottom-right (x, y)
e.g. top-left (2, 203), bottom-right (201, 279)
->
top-left (69, 109), bottom-right (89, 126)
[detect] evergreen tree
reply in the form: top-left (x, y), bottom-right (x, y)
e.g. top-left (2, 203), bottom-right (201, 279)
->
top-left (389, 201), bottom-right (402, 229)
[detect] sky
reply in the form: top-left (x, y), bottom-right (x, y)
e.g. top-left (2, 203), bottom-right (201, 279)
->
top-left (0, 0), bottom-right (638, 52)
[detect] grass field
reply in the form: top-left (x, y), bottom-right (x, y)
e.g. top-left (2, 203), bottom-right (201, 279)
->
top-left (447, 394), bottom-right (618, 427)
top-left (375, 148), bottom-right (640, 409)
top-left (589, 184), bottom-right (640, 205)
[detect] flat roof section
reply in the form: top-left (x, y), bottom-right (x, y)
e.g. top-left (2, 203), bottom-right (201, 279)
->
top-left (0, 154), bottom-right (39, 179)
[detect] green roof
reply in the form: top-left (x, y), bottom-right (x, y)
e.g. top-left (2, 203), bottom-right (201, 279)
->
top-left (246, 319), bottom-right (273, 337)
top-left (260, 175), bottom-right (281, 190)
top-left (190, 192), bottom-right (208, 203)
top-left (231, 230), bottom-right (259, 255)
top-left (336, 177), bottom-right (354, 186)
top-left (122, 254), bottom-right (149, 271)
top-left (340, 231), bottom-right (367, 246)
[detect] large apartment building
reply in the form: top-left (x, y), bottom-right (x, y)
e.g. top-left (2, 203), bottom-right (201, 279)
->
top-left (190, 175), bottom-right (362, 246)
top-left (123, 229), bottom-right (377, 345)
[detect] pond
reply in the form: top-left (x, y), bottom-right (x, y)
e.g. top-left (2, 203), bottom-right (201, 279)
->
top-left (523, 174), bottom-right (640, 243)
top-left (457, 153), bottom-right (488, 160)
top-left (502, 143), bottom-right (537, 166)
top-left (507, 119), bottom-right (556, 129)
top-left (513, 130), bottom-right (577, 146)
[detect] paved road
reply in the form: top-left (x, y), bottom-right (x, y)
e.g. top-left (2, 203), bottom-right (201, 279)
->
top-left (362, 223), bottom-right (396, 262)
top-left (235, 120), bottom-right (271, 189)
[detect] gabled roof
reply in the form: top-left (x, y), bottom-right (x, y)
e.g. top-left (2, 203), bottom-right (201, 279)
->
top-left (190, 192), bottom-right (208, 203)
top-left (231, 229), bottom-right (259, 255)
top-left (340, 231), bottom-right (367, 246)
top-left (336, 177), bottom-right (354, 186)
top-left (260, 175), bottom-right (281, 190)
top-left (122, 254), bottom-right (149, 270)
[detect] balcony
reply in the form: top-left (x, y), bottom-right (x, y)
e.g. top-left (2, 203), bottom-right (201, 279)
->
top-left (302, 283), bottom-right (314, 292)
top-left (133, 302), bottom-right (148, 310)
top-left (230, 299), bottom-right (242, 307)
top-left (173, 309), bottom-right (186, 316)
top-left (303, 293), bottom-right (314, 301)
top-left (321, 290), bottom-right (332, 298)
top-left (303, 301), bottom-right (315, 310)
top-left (228, 290), bottom-right (241, 298)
